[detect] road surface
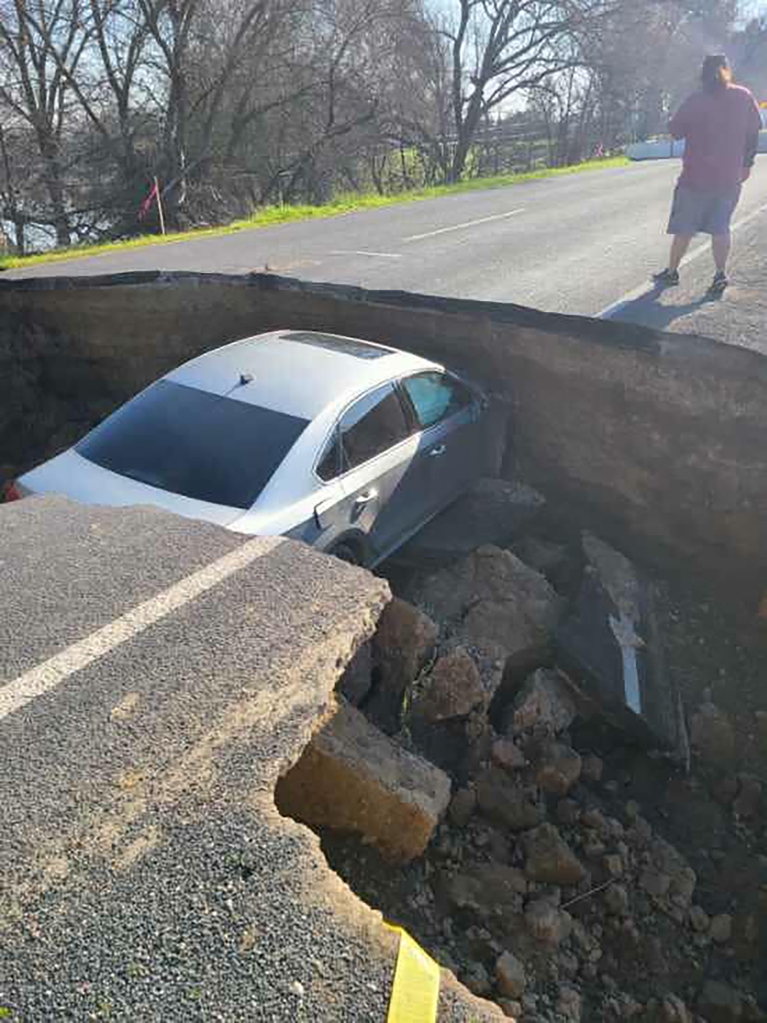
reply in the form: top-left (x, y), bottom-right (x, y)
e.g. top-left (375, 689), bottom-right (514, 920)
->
top-left (8, 160), bottom-right (766, 326)
top-left (0, 495), bottom-right (493, 1021)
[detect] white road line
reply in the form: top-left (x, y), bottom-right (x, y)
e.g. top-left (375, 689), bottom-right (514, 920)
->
top-left (0, 536), bottom-right (284, 722)
top-left (403, 208), bottom-right (525, 243)
top-left (330, 249), bottom-right (403, 259)
top-left (598, 199), bottom-right (767, 320)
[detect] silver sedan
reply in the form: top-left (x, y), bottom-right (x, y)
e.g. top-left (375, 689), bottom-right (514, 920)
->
top-left (15, 330), bottom-right (491, 566)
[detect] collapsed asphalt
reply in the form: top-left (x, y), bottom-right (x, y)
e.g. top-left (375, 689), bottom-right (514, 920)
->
top-left (0, 496), bottom-right (497, 1020)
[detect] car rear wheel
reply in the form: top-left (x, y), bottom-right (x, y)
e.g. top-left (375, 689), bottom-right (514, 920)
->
top-left (329, 541), bottom-right (362, 566)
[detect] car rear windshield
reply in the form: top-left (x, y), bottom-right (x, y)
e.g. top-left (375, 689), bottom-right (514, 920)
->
top-left (77, 380), bottom-right (309, 510)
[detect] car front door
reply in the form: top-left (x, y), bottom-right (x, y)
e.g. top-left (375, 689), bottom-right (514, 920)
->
top-left (315, 381), bottom-right (428, 561)
top-left (400, 371), bottom-right (482, 517)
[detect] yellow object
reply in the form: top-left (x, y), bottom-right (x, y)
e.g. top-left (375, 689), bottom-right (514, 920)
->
top-left (759, 100), bottom-right (767, 109)
top-left (386, 925), bottom-right (440, 1023)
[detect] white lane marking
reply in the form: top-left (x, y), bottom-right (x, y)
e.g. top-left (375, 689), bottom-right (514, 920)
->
top-left (598, 199), bottom-right (767, 319)
top-left (330, 249), bottom-right (403, 259)
top-left (403, 208), bottom-right (525, 243)
top-left (0, 536), bottom-right (284, 722)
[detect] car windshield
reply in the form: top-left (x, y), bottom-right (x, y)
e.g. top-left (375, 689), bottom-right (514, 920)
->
top-left (76, 380), bottom-right (309, 510)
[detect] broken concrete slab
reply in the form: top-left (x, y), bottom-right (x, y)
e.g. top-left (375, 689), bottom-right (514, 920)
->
top-left (408, 545), bottom-right (562, 674)
top-left (400, 478), bottom-right (546, 561)
top-left (412, 647), bottom-right (486, 723)
top-left (501, 668), bottom-right (578, 736)
top-left (555, 533), bottom-right (688, 758)
top-left (366, 597), bottom-right (438, 733)
top-left (276, 701), bottom-right (451, 863)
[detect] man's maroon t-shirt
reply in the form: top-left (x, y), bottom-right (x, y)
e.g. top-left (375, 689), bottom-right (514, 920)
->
top-left (670, 84), bottom-right (761, 191)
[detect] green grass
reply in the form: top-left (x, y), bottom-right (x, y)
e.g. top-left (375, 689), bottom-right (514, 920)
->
top-left (0, 155), bottom-right (628, 271)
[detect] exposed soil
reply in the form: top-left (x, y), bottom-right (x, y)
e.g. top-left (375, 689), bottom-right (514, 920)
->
top-left (317, 532), bottom-right (767, 1023)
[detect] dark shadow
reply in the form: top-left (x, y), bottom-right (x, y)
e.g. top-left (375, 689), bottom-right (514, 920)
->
top-left (606, 284), bottom-right (723, 332)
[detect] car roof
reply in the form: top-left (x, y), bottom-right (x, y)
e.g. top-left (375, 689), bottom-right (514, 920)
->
top-left (166, 330), bottom-right (440, 420)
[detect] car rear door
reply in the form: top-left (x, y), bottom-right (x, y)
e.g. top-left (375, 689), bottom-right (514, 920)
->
top-left (400, 371), bottom-right (482, 517)
top-left (315, 382), bottom-right (427, 561)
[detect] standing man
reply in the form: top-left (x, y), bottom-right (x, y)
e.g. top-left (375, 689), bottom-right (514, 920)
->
top-left (654, 54), bottom-right (761, 295)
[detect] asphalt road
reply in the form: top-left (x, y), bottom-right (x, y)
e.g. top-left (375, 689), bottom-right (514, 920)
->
top-left (0, 495), bottom-right (497, 1021)
top-left (9, 159), bottom-right (767, 322)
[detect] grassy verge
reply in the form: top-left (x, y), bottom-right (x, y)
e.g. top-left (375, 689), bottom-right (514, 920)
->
top-left (0, 155), bottom-right (629, 271)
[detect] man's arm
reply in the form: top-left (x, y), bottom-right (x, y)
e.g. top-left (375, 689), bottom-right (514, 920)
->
top-left (744, 94), bottom-right (761, 169)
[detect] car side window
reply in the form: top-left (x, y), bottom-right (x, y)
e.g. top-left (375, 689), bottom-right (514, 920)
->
top-left (317, 430), bottom-right (341, 481)
top-left (339, 383), bottom-right (410, 471)
top-left (402, 372), bottom-right (473, 430)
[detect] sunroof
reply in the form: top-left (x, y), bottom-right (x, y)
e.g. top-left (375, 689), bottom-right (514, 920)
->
top-left (282, 331), bottom-right (394, 360)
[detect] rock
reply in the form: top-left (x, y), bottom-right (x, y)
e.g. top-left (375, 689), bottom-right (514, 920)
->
top-left (557, 799), bottom-right (581, 826)
top-left (581, 809), bottom-right (609, 834)
top-left (690, 906), bottom-right (710, 933)
top-left (412, 648), bottom-right (485, 723)
top-left (444, 863), bottom-right (528, 919)
top-left (522, 823), bottom-right (588, 886)
top-left (581, 754), bottom-right (604, 783)
top-left (709, 914), bottom-right (732, 944)
top-left (275, 702), bottom-right (450, 864)
top-left (661, 994), bottom-right (693, 1023)
top-left (337, 641), bottom-right (373, 706)
top-left (641, 869), bottom-right (672, 899)
top-left (555, 533), bottom-right (687, 757)
top-left (525, 899), bottom-right (574, 946)
top-left (448, 787), bottom-right (477, 828)
top-left (649, 836), bottom-right (696, 908)
top-left (409, 545), bottom-right (562, 665)
top-left (603, 854), bottom-right (624, 878)
top-left (535, 742), bottom-right (582, 796)
top-left (498, 999), bottom-right (523, 1020)
top-left (407, 477), bottom-right (545, 558)
top-left (476, 768), bottom-right (547, 832)
top-left (733, 775), bottom-right (763, 819)
top-left (556, 986), bottom-right (582, 1020)
top-left (367, 598), bottom-right (438, 733)
top-left (604, 884), bottom-right (630, 917)
top-left (690, 703), bottom-right (736, 767)
top-left (492, 737), bottom-right (527, 771)
top-left (496, 950), bottom-right (527, 998)
top-left (508, 669), bottom-right (577, 735)
top-left (462, 961), bottom-right (492, 998)
top-left (698, 980), bottom-right (743, 1023)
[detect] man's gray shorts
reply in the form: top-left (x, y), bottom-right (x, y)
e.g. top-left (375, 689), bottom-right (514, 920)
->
top-left (667, 183), bottom-right (742, 236)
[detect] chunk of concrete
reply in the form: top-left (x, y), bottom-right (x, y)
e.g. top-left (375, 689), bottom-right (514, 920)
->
top-left (505, 669), bottom-right (577, 736)
top-left (496, 951), bottom-right (527, 998)
top-left (521, 823), bottom-right (587, 886)
top-left (409, 545), bottom-right (562, 669)
top-left (412, 647), bottom-right (485, 722)
top-left (535, 742), bottom-right (582, 796)
top-left (403, 477), bottom-right (546, 559)
top-left (555, 533), bottom-right (687, 758)
top-left (367, 597), bottom-right (438, 733)
top-left (276, 702), bottom-right (451, 863)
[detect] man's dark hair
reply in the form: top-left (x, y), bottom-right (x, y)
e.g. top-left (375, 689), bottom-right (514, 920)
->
top-left (701, 54), bottom-right (733, 92)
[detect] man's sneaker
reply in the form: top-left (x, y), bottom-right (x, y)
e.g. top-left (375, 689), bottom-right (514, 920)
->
top-left (653, 268), bottom-right (680, 286)
top-left (708, 271), bottom-right (729, 295)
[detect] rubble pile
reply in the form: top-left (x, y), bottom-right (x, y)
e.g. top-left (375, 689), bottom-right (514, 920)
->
top-left (279, 479), bottom-right (766, 1023)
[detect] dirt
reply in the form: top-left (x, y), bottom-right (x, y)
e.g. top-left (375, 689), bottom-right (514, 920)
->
top-left (313, 538), bottom-right (767, 1022)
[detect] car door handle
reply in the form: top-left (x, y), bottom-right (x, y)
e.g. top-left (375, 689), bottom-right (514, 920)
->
top-left (353, 489), bottom-right (378, 507)
top-left (429, 444), bottom-right (447, 458)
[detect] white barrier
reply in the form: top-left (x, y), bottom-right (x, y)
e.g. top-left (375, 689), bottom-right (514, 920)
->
top-left (628, 131), bottom-right (767, 161)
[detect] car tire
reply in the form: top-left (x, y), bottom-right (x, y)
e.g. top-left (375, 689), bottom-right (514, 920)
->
top-left (329, 542), bottom-right (362, 566)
